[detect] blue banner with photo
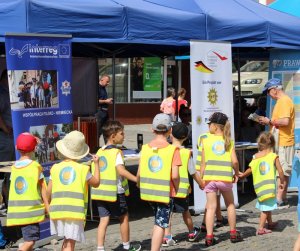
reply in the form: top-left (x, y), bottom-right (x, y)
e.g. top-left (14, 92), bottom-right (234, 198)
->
top-left (5, 34), bottom-right (73, 240)
top-left (269, 49), bottom-right (300, 190)
top-left (5, 34), bottom-right (73, 169)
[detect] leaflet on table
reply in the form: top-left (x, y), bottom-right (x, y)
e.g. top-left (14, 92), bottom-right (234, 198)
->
top-left (248, 112), bottom-right (263, 123)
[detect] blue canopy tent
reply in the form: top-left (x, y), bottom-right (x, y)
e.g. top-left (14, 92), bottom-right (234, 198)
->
top-left (1, 0), bottom-right (300, 57)
top-left (269, 0), bottom-right (300, 18)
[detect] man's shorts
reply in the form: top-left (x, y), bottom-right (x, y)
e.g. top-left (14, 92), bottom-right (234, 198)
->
top-left (204, 181), bottom-right (233, 193)
top-left (278, 145), bottom-right (294, 177)
top-left (21, 223), bottom-right (40, 241)
top-left (97, 193), bottom-right (128, 218)
top-left (149, 198), bottom-right (174, 229)
top-left (173, 197), bottom-right (189, 213)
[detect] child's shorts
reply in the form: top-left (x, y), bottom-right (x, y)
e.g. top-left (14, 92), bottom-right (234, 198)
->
top-left (21, 223), bottom-right (40, 241)
top-left (173, 197), bottom-right (189, 213)
top-left (96, 193), bottom-right (128, 218)
top-left (149, 198), bottom-right (174, 229)
top-left (204, 181), bottom-right (232, 193)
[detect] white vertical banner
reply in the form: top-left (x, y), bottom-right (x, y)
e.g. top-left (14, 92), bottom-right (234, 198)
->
top-left (190, 40), bottom-right (238, 213)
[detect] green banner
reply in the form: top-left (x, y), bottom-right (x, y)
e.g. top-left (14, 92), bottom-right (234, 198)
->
top-left (143, 57), bottom-right (161, 91)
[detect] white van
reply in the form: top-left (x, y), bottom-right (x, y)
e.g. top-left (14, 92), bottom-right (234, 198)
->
top-left (232, 61), bottom-right (269, 96)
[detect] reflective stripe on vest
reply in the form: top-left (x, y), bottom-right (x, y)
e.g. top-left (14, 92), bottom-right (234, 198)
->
top-left (140, 144), bottom-right (176, 203)
top-left (203, 135), bottom-right (233, 182)
top-left (49, 160), bottom-right (89, 220)
top-left (196, 132), bottom-right (211, 171)
top-left (175, 148), bottom-right (191, 198)
top-left (251, 152), bottom-right (277, 202)
top-left (91, 148), bottom-right (119, 202)
top-left (7, 161), bottom-right (45, 226)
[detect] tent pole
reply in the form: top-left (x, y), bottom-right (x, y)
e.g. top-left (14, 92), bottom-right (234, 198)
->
top-left (112, 54), bottom-right (116, 120)
top-left (237, 49), bottom-right (242, 125)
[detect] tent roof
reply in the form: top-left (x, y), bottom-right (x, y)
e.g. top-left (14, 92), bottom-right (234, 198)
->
top-left (1, 0), bottom-right (300, 57)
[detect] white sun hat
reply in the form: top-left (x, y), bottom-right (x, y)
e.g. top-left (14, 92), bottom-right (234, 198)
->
top-left (56, 130), bottom-right (89, 160)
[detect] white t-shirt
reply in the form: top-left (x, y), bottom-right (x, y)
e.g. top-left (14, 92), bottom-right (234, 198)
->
top-left (101, 145), bottom-right (125, 194)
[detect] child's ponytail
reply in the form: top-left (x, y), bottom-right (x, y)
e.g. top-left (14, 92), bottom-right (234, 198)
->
top-left (223, 120), bottom-right (231, 152)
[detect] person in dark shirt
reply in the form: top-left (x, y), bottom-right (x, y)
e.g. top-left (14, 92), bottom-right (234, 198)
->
top-left (132, 58), bottom-right (144, 91)
top-left (95, 75), bottom-right (112, 144)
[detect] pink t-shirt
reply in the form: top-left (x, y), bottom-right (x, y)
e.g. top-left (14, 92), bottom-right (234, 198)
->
top-left (160, 98), bottom-right (175, 115)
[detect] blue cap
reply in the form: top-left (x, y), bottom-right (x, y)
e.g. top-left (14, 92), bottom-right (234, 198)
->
top-left (262, 78), bottom-right (282, 94)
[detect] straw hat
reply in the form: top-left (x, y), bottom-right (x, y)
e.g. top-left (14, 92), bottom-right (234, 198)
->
top-left (56, 130), bottom-right (89, 160)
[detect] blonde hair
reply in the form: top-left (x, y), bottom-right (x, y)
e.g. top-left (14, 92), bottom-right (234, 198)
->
top-left (257, 131), bottom-right (275, 151)
top-left (214, 120), bottom-right (231, 152)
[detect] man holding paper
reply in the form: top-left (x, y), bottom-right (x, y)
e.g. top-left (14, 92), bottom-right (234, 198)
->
top-left (258, 78), bottom-right (295, 209)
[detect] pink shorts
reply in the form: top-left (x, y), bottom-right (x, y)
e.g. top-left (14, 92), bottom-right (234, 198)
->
top-left (204, 181), bottom-right (233, 193)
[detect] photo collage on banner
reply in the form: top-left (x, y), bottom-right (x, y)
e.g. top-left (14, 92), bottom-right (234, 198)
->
top-left (190, 40), bottom-right (238, 213)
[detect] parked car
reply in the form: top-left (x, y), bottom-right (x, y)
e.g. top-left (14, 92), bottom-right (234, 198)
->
top-left (232, 61), bottom-right (269, 96)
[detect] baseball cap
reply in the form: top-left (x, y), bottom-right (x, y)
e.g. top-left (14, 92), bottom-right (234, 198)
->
top-left (262, 78), bottom-right (282, 94)
top-left (207, 112), bottom-right (228, 126)
top-left (152, 113), bottom-right (171, 132)
top-left (172, 122), bottom-right (189, 140)
top-left (16, 132), bottom-right (37, 153)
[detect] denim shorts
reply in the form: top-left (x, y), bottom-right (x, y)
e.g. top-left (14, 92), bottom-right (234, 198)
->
top-left (97, 193), bottom-right (128, 218)
top-left (21, 223), bottom-right (40, 241)
top-left (150, 198), bottom-right (174, 229)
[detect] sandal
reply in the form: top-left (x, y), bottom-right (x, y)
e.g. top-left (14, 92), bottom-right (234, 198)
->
top-left (257, 228), bottom-right (272, 235)
top-left (201, 223), bottom-right (207, 233)
top-left (205, 235), bottom-right (217, 247)
top-left (230, 230), bottom-right (243, 243)
top-left (267, 222), bottom-right (278, 230)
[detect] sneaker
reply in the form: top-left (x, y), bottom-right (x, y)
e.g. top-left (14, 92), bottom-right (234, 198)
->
top-left (162, 237), bottom-right (178, 247)
top-left (215, 216), bottom-right (229, 228)
top-left (188, 226), bottom-right (201, 242)
top-left (277, 201), bottom-right (290, 209)
top-left (125, 243), bottom-right (141, 251)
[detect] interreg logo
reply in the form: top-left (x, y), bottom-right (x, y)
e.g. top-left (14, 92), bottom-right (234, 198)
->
top-left (9, 43), bottom-right (70, 58)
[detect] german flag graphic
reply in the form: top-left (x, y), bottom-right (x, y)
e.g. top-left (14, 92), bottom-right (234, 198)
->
top-left (194, 61), bottom-right (214, 73)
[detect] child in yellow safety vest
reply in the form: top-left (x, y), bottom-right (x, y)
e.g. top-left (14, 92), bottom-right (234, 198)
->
top-left (137, 113), bottom-right (181, 251)
top-left (162, 122), bottom-right (203, 246)
top-left (7, 132), bottom-right (49, 251)
top-left (239, 131), bottom-right (284, 235)
top-left (47, 130), bottom-right (100, 251)
top-left (199, 112), bottom-right (242, 246)
top-left (91, 120), bottom-right (141, 251)
top-left (196, 133), bottom-right (229, 232)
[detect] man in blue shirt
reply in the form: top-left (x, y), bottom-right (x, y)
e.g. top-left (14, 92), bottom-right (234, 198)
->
top-left (96, 75), bottom-right (113, 144)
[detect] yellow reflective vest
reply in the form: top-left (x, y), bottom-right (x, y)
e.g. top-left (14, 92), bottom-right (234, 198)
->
top-left (139, 144), bottom-right (176, 204)
top-left (175, 148), bottom-right (190, 198)
top-left (91, 148), bottom-right (129, 202)
top-left (49, 160), bottom-right (89, 220)
top-left (203, 135), bottom-right (234, 183)
top-left (196, 132), bottom-right (211, 171)
top-left (250, 152), bottom-right (277, 202)
top-left (7, 160), bottom-right (45, 226)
